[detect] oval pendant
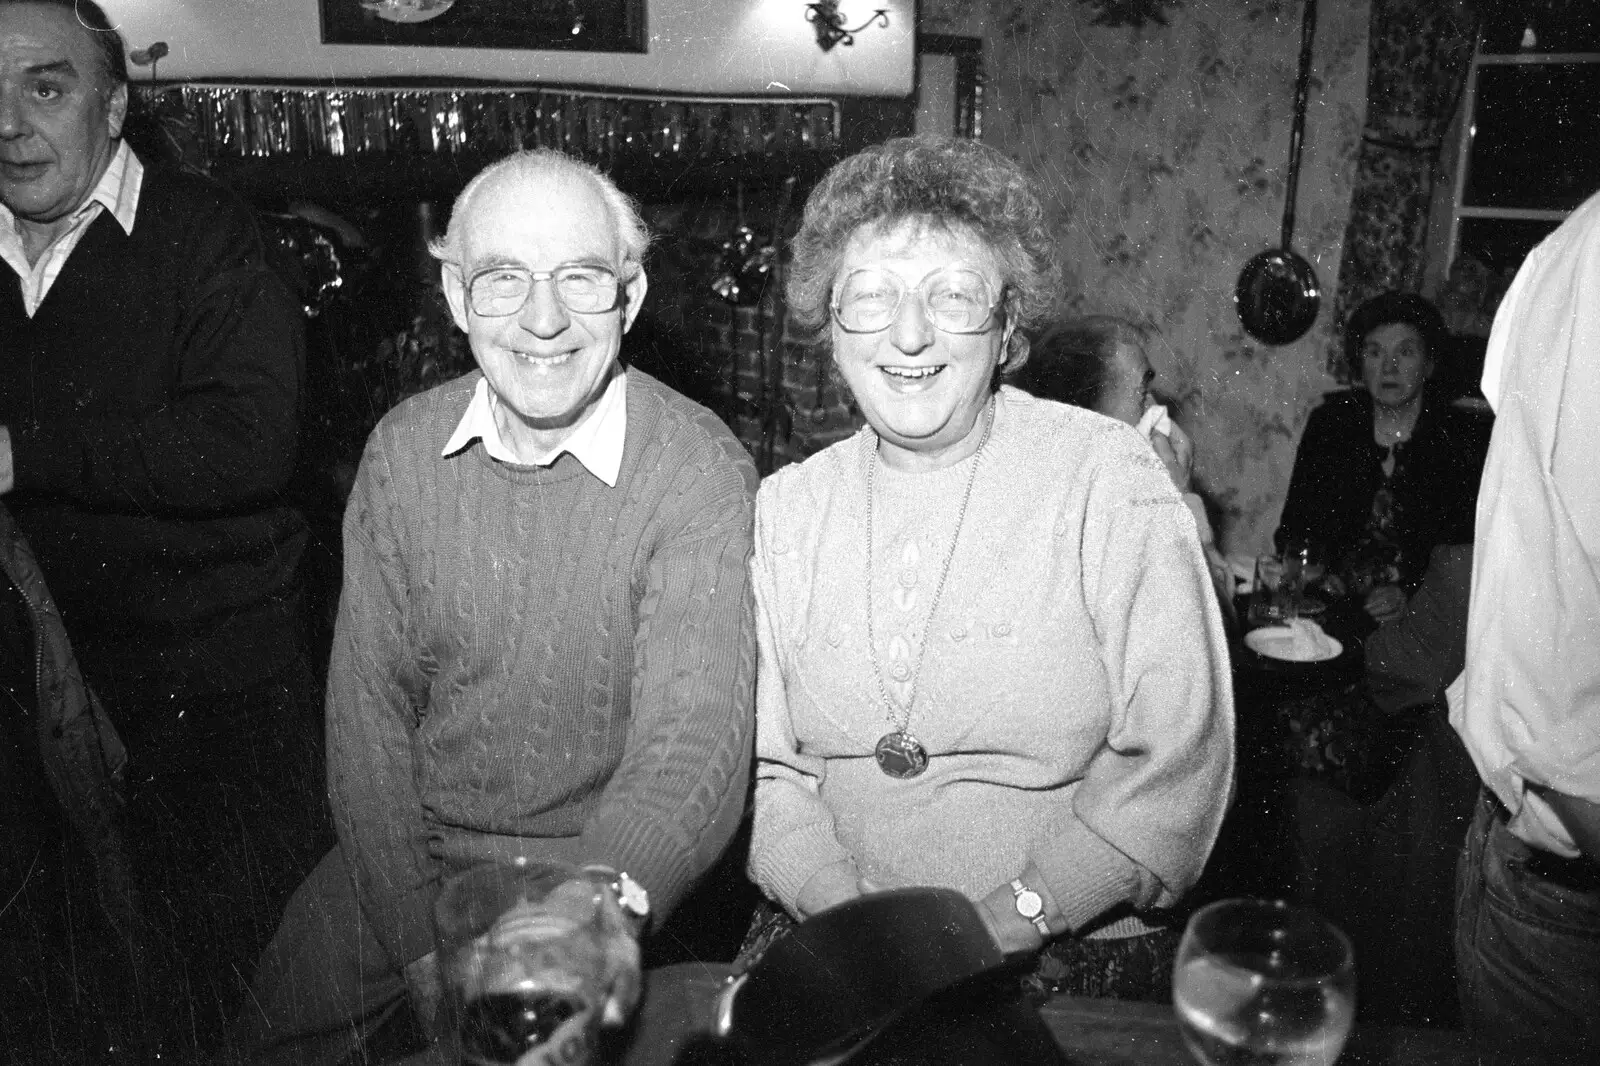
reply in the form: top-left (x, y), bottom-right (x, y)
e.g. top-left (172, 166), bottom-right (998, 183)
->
top-left (874, 731), bottom-right (929, 779)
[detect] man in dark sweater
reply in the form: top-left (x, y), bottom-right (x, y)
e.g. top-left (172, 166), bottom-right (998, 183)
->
top-left (231, 149), bottom-right (758, 1064)
top-left (0, 0), bottom-right (328, 1055)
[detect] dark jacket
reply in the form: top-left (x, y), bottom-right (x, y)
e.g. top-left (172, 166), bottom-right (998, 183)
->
top-left (0, 163), bottom-right (307, 700)
top-left (1275, 389), bottom-right (1492, 594)
top-left (0, 503), bottom-right (138, 939)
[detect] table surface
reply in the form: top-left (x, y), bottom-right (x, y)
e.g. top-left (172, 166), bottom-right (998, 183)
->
top-left (398, 961), bottom-right (1478, 1066)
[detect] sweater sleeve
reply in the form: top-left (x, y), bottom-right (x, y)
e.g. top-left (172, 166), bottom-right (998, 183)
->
top-left (574, 439), bottom-right (758, 926)
top-left (10, 197), bottom-right (305, 515)
top-left (747, 490), bottom-right (857, 915)
top-left (1275, 397), bottom-right (1376, 558)
top-left (1365, 543), bottom-right (1473, 715)
top-left (1032, 442), bottom-right (1235, 931)
top-left (325, 433), bottom-right (438, 967)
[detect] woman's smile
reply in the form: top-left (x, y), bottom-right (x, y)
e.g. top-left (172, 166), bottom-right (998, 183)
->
top-left (878, 363), bottom-right (946, 383)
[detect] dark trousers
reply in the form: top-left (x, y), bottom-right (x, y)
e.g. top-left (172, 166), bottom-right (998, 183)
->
top-left (223, 847), bottom-right (415, 1066)
top-left (1455, 789), bottom-right (1600, 1065)
top-left (100, 655), bottom-right (334, 1057)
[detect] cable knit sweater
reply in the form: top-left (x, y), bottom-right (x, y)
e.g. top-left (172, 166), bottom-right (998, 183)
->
top-left (328, 368), bottom-right (757, 967)
top-left (749, 387), bottom-right (1234, 939)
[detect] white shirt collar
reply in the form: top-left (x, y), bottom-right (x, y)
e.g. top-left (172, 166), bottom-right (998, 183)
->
top-left (1, 142), bottom-right (141, 307)
top-left (95, 139), bottom-right (142, 235)
top-left (442, 369), bottom-right (628, 487)
top-left (0, 139), bottom-right (141, 239)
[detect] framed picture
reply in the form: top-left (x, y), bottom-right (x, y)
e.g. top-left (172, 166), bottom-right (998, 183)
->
top-left (914, 35), bottom-right (983, 138)
top-left (320, 0), bottom-right (647, 54)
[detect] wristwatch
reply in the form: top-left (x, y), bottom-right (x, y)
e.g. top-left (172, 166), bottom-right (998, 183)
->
top-left (1010, 879), bottom-right (1050, 937)
top-left (584, 865), bottom-right (651, 929)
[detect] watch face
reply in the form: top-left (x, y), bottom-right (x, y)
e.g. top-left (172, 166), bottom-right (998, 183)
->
top-left (618, 875), bottom-right (650, 917)
top-left (1015, 889), bottom-right (1043, 919)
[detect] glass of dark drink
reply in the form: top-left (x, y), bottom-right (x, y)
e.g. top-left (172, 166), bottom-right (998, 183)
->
top-left (434, 860), bottom-right (637, 1066)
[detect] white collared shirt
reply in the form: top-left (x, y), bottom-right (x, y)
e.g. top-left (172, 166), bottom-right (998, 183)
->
top-left (0, 140), bottom-right (143, 317)
top-left (1448, 190), bottom-right (1600, 858)
top-left (441, 369), bottom-right (628, 487)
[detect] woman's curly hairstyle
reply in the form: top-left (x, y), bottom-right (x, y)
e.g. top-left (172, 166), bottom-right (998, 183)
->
top-left (786, 135), bottom-right (1061, 374)
top-left (1342, 291), bottom-right (1448, 379)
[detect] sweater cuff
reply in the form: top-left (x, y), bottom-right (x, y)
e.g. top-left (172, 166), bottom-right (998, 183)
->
top-left (751, 822), bottom-right (855, 914)
top-left (6, 420), bottom-right (79, 495)
top-left (1182, 492), bottom-right (1215, 547)
top-left (580, 818), bottom-right (701, 930)
top-left (1031, 824), bottom-right (1143, 935)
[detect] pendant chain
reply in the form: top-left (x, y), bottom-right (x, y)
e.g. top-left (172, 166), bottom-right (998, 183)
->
top-left (864, 402), bottom-right (994, 735)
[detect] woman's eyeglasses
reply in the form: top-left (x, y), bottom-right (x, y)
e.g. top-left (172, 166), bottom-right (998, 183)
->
top-left (465, 265), bottom-right (623, 317)
top-left (830, 267), bottom-right (1003, 335)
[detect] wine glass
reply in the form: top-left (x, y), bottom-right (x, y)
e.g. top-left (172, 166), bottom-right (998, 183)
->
top-left (1173, 898), bottom-right (1355, 1066)
top-left (1248, 554), bottom-right (1289, 627)
top-left (434, 861), bottom-right (639, 1066)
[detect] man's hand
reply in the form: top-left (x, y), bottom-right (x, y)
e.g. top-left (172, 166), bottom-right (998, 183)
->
top-left (0, 426), bottom-right (13, 496)
top-left (795, 859), bottom-right (862, 917)
top-left (403, 950), bottom-right (442, 1031)
top-left (1364, 583), bottom-right (1408, 625)
top-left (1534, 787), bottom-right (1600, 864)
top-left (547, 874), bottom-right (643, 1027)
top-left (1149, 422), bottom-right (1195, 495)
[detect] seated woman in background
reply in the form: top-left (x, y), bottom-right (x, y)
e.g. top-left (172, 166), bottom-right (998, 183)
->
top-left (1016, 315), bottom-right (1235, 624)
top-left (1275, 292), bottom-right (1490, 626)
top-left (745, 135), bottom-right (1234, 1002)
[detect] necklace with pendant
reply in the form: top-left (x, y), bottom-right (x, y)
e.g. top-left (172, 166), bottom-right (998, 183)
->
top-left (864, 402), bottom-right (993, 780)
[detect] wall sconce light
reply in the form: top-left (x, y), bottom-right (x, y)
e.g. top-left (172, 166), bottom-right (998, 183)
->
top-left (805, 0), bottom-right (889, 52)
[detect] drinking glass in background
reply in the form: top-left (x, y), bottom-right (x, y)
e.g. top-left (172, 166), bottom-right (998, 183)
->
top-left (1248, 553), bottom-right (1294, 627)
top-left (1173, 898), bottom-right (1355, 1066)
top-left (1279, 536), bottom-right (1327, 606)
top-left (433, 861), bottom-right (641, 1066)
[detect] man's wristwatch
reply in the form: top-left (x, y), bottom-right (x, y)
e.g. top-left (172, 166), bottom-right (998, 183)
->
top-left (584, 865), bottom-right (651, 929)
top-left (1010, 879), bottom-right (1050, 937)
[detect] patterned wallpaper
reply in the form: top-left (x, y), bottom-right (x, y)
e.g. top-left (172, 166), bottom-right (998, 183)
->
top-left (925, 0), bottom-right (1369, 556)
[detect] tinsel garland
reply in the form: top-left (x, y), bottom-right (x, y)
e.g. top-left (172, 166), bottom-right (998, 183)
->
top-left (131, 84), bottom-right (840, 167)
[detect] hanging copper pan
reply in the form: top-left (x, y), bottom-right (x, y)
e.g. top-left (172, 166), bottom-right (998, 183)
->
top-left (1237, 0), bottom-right (1322, 346)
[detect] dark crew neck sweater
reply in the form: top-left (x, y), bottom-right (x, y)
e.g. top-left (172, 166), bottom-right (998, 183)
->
top-left (1275, 389), bottom-right (1492, 592)
top-left (0, 165), bottom-right (307, 697)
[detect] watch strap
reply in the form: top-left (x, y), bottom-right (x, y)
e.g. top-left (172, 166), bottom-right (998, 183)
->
top-left (582, 864), bottom-right (651, 928)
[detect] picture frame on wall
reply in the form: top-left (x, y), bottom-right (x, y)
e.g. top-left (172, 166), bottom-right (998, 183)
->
top-left (321, 0), bottom-right (647, 54)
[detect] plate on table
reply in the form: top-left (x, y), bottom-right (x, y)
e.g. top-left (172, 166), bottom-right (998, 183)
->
top-left (1244, 624), bottom-right (1342, 664)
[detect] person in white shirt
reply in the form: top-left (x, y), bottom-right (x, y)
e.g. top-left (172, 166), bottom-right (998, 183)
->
top-left (1449, 190), bottom-right (1600, 1065)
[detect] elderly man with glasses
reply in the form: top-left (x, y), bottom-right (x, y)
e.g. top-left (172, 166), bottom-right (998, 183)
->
top-left (230, 149), bottom-right (758, 1066)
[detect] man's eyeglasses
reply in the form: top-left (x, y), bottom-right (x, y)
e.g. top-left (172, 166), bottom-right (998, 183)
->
top-left (464, 265), bottom-right (624, 317)
top-left (830, 267), bottom-right (1003, 335)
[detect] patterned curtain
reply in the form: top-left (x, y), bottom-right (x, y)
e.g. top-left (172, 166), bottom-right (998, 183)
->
top-left (1331, 0), bottom-right (1481, 376)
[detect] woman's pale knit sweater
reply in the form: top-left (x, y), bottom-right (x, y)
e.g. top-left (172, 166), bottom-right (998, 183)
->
top-left (748, 387), bottom-right (1234, 938)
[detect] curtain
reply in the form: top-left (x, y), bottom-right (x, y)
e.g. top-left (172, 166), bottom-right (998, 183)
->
top-left (1331, 0), bottom-right (1482, 377)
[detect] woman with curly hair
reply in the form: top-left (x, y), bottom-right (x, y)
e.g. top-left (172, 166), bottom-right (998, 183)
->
top-left (744, 135), bottom-right (1234, 1002)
